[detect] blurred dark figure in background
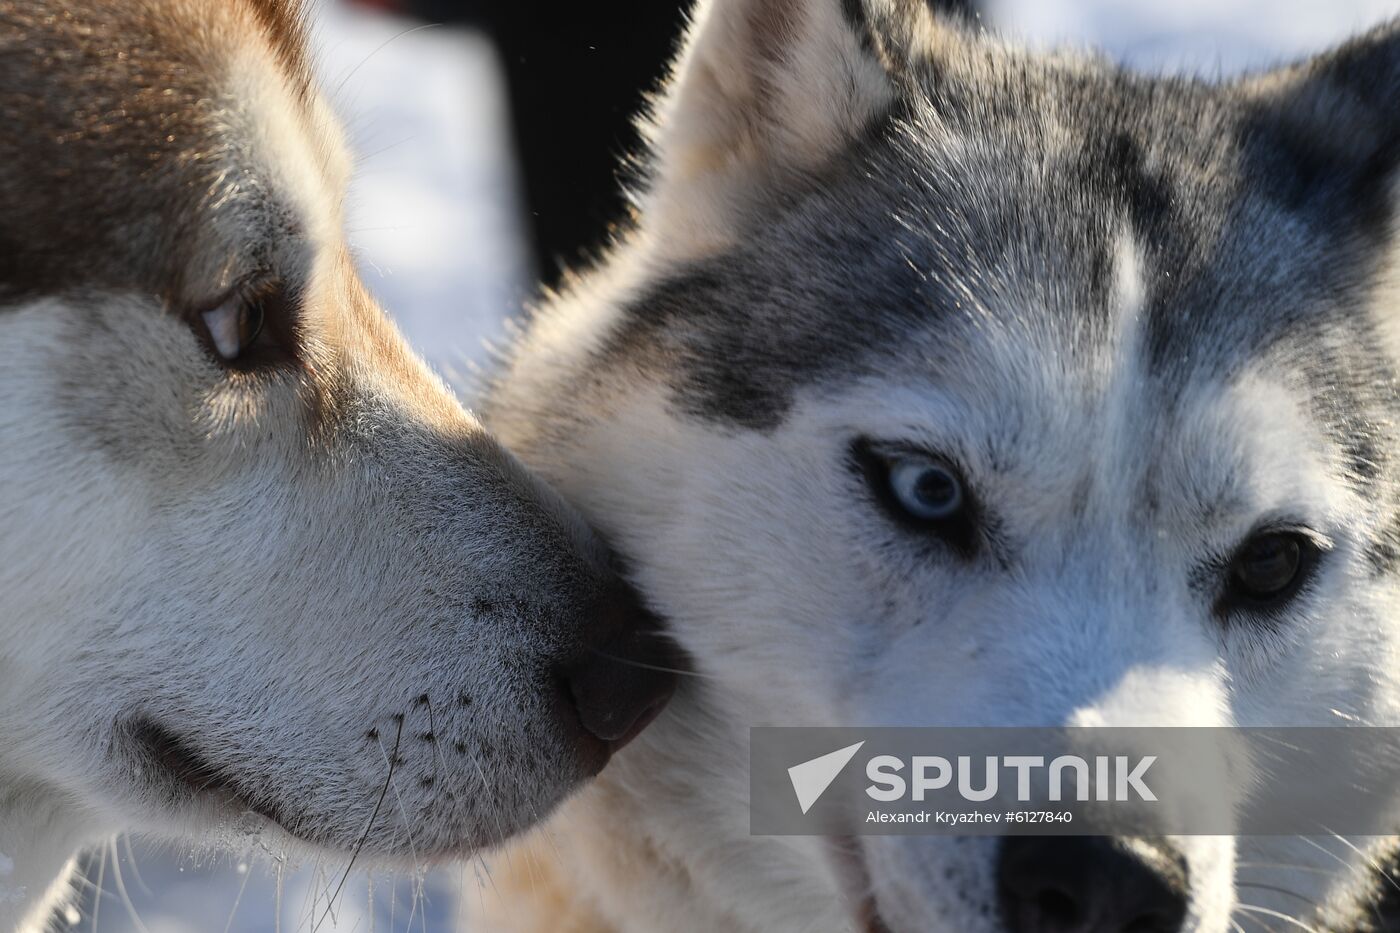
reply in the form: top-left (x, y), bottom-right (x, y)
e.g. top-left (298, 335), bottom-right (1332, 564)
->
top-left (357, 0), bottom-right (976, 287)
top-left (359, 0), bottom-right (688, 287)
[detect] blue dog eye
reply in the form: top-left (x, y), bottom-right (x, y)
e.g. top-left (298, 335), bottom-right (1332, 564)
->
top-left (888, 457), bottom-right (964, 521)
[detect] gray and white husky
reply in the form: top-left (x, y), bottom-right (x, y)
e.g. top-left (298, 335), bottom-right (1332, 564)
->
top-left (0, 2), bottom-right (677, 930)
top-left (483, 0), bottom-right (1400, 930)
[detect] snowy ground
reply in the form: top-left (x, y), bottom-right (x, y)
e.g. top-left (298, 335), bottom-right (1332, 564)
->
top-left (75, 0), bottom-right (1399, 930)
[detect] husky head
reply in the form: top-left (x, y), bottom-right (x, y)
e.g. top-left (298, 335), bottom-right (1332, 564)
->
top-left (489, 1), bottom-right (1400, 930)
top-left (0, 0), bottom-right (675, 926)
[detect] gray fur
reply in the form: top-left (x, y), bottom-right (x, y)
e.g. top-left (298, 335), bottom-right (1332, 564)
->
top-left (598, 24), bottom-right (1400, 433)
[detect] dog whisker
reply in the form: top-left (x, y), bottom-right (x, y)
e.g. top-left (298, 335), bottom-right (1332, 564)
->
top-left (1236, 861), bottom-right (1338, 876)
top-left (421, 695), bottom-right (450, 793)
top-left (218, 846), bottom-right (253, 933)
top-left (313, 717), bottom-right (403, 933)
top-left (107, 837), bottom-right (153, 933)
top-left (330, 23), bottom-right (440, 98)
top-left (119, 836), bottom-right (154, 900)
top-left (90, 841), bottom-right (106, 933)
top-left (1234, 903), bottom-right (1325, 933)
top-left (1235, 881), bottom-right (1320, 908)
top-left (585, 646), bottom-right (709, 680)
top-left (274, 856), bottom-right (283, 933)
top-left (1323, 830), bottom-right (1400, 898)
top-left (375, 730), bottom-right (424, 881)
top-left (464, 750), bottom-right (512, 859)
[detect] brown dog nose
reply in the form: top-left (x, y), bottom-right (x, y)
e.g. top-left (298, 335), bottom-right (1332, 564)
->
top-left (558, 582), bottom-right (679, 749)
top-left (997, 837), bottom-right (1188, 933)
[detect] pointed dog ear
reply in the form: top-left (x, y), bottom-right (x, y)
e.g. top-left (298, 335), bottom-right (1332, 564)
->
top-left (1242, 21), bottom-right (1400, 225)
top-left (639, 0), bottom-right (948, 260)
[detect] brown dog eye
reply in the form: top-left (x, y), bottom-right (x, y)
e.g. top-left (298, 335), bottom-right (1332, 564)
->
top-left (201, 298), bottom-right (264, 360)
top-left (1228, 532), bottom-right (1306, 603)
top-left (190, 280), bottom-right (297, 370)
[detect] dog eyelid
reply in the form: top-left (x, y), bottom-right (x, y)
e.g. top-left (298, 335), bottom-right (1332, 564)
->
top-left (1249, 520), bottom-right (1333, 554)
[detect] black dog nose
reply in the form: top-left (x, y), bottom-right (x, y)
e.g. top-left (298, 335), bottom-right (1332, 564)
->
top-left (997, 837), bottom-right (1188, 933)
top-left (558, 582), bottom-right (680, 749)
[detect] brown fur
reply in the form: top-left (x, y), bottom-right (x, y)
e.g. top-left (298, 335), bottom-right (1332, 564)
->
top-left (0, 0), bottom-right (312, 302)
top-left (0, 0), bottom-right (464, 441)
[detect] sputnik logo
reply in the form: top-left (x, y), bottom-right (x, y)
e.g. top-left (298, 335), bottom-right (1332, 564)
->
top-left (788, 741), bottom-right (865, 814)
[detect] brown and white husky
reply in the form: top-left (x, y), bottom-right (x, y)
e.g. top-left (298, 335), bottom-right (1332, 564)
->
top-left (0, 2), bottom-right (675, 929)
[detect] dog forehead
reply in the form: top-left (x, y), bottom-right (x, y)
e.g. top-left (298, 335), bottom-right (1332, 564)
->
top-left (611, 60), bottom-right (1398, 457)
top-left (0, 0), bottom-right (343, 304)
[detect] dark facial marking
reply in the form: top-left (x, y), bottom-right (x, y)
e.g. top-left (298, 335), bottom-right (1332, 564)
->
top-left (1071, 130), bottom-right (1174, 240)
top-left (1364, 511), bottom-right (1400, 577)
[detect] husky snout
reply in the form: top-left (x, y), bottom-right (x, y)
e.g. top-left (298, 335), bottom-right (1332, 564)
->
top-left (997, 836), bottom-right (1188, 933)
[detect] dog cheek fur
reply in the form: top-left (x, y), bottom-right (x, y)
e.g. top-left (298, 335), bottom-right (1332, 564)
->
top-left (0, 297), bottom-right (605, 929)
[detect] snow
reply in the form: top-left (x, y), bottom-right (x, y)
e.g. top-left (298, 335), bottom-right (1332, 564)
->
top-left (311, 1), bottom-right (528, 371)
top-left (74, 0), bottom-right (1400, 930)
top-left (991, 0), bottom-right (1399, 72)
